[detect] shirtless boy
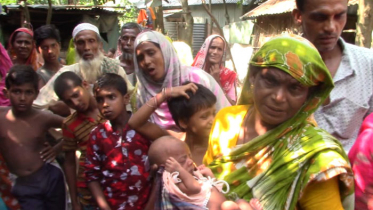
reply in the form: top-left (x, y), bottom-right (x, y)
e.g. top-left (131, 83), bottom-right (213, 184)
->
top-left (0, 65), bottom-right (66, 210)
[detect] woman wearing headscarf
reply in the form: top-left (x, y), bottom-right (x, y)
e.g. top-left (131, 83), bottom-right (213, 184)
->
top-left (203, 35), bottom-right (354, 210)
top-left (134, 31), bottom-right (230, 132)
top-left (192, 34), bottom-right (237, 105)
top-left (7, 28), bottom-right (41, 71)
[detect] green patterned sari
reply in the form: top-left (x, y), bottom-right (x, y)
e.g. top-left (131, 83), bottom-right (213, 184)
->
top-left (203, 35), bottom-right (354, 210)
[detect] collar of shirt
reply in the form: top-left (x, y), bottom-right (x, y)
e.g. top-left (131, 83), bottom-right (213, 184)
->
top-left (334, 38), bottom-right (356, 83)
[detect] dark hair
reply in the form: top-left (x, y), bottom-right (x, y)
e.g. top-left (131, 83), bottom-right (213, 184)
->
top-left (108, 48), bottom-right (116, 54)
top-left (167, 82), bottom-right (217, 131)
top-left (5, 65), bottom-right (39, 91)
top-left (94, 73), bottom-right (128, 95)
top-left (295, 0), bottom-right (305, 12)
top-left (296, 0), bottom-right (348, 12)
top-left (34, 25), bottom-right (61, 48)
top-left (121, 22), bottom-right (143, 33)
top-left (54, 71), bottom-right (83, 100)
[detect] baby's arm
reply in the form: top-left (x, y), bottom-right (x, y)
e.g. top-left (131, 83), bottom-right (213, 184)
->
top-left (128, 83), bottom-right (198, 141)
top-left (165, 157), bottom-right (201, 195)
top-left (197, 164), bottom-right (215, 178)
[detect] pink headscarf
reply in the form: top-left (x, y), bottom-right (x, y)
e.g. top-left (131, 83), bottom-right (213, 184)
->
top-left (192, 34), bottom-right (237, 95)
top-left (8, 28), bottom-right (41, 71)
top-left (0, 43), bottom-right (12, 106)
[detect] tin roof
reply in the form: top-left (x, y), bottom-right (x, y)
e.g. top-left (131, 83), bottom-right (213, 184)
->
top-left (241, 0), bottom-right (358, 19)
top-left (130, 0), bottom-right (251, 8)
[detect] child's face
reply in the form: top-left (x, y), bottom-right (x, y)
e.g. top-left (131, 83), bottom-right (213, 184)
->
top-left (6, 83), bottom-right (38, 113)
top-left (61, 85), bottom-right (91, 113)
top-left (184, 105), bottom-right (216, 139)
top-left (95, 87), bottom-right (129, 120)
top-left (169, 143), bottom-right (195, 174)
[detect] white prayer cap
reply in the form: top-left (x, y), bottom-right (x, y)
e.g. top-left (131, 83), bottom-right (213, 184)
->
top-left (72, 23), bottom-right (100, 39)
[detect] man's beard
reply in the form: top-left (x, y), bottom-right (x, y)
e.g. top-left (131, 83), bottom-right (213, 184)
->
top-left (76, 50), bottom-right (105, 83)
top-left (121, 51), bottom-right (133, 61)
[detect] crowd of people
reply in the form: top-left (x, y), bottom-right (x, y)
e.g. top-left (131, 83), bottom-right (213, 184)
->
top-left (0, 0), bottom-right (372, 209)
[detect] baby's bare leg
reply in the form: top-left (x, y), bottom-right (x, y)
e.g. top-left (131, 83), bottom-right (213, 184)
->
top-left (221, 201), bottom-right (241, 210)
top-left (207, 187), bottom-right (227, 210)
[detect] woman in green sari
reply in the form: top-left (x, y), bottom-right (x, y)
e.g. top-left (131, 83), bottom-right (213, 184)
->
top-left (203, 35), bottom-right (354, 210)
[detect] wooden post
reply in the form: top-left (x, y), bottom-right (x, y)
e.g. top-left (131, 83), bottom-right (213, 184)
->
top-left (46, 0), bottom-right (52, 24)
top-left (355, 0), bottom-right (373, 47)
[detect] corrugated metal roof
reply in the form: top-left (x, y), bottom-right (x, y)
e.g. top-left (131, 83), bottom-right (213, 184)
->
top-left (2, 4), bottom-right (128, 12)
top-left (131, 0), bottom-right (251, 8)
top-left (241, 0), bottom-right (358, 19)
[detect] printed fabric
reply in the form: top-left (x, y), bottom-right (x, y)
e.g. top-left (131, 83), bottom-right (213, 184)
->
top-left (191, 34), bottom-right (237, 100)
top-left (85, 120), bottom-right (151, 210)
top-left (0, 42), bottom-right (12, 106)
top-left (349, 113), bottom-right (373, 210)
top-left (7, 28), bottom-right (41, 71)
top-left (134, 31), bottom-right (230, 131)
top-left (154, 167), bottom-right (204, 210)
top-left (203, 34), bottom-right (354, 210)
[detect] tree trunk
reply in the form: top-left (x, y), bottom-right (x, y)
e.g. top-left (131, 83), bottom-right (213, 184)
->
top-left (22, 1), bottom-right (31, 26)
top-left (355, 0), bottom-right (373, 48)
top-left (68, 0), bottom-right (74, 4)
top-left (181, 0), bottom-right (193, 47)
top-left (154, 6), bottom-right (165, 34)
top-left (46, 0), bottom-right (52, 24)
top-left (222, 0), bottom-right (230, 25)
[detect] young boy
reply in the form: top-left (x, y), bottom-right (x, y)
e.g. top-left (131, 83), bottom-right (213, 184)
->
top-left (130, 81), bottom-right (216, 165)
top-left (54, 71), bottom-right (105, 210)
top-left (34, 24), bottom-right (63, 89)
top-left (85, 73), bottom-right (169, 210)
top-left (0, 65), bottom-right (65, 210)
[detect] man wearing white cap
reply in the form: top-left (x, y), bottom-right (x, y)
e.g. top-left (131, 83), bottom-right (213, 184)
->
top-left (33, 23), bottom-right (134, 114)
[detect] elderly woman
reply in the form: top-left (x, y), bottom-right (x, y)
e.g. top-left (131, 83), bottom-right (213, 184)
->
top-left (192, 34), bottom-right (237, 104)
top-left (203, 35), bottom-right (354, 210)
top-left (134, 31), bottom-right (230, 132)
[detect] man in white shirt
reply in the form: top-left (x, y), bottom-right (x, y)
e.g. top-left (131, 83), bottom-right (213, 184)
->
top-left (34, 23), bottom-right (133, 115)
top-left (293, 0), bottom-right (373, 152)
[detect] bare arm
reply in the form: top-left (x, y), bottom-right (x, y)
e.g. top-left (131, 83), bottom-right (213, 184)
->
top-left (165, 157), bottom-right (201, 195)
top-left (88, 181), bottom-right (111, 210)
top-left (128, 83), bottom-right (198, 141)
top-left (45, 111), bottom-right (64, 129)
top-left (63, 151), bottom-right (81, 210)
top-left (48, 101), bottom-right (71, 117)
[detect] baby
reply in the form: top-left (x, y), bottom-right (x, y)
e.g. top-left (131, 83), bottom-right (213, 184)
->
top-left (148, 136), bottom-right (261, 210)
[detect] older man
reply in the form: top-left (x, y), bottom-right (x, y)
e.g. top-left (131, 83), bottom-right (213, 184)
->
top-left (117, 22), bottom-right (142, 86)
top-left (293, 0), bottom-right (373, 152)
top-left (33, 23), bottom-right (134, 112)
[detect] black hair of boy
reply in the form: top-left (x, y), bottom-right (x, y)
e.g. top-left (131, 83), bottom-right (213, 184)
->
top-left (167, 82), bottom-right (217, 131)
top-left (94, 73), bottom-right (128, 95)
top-left (54, 71), bottom-right (83, 100)
top-left (108, 48), bottom-right (116, 54)
top-left (34, 24), bottom-right (61, 49)
top-left (5, 65), bottom-right (39, 91)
